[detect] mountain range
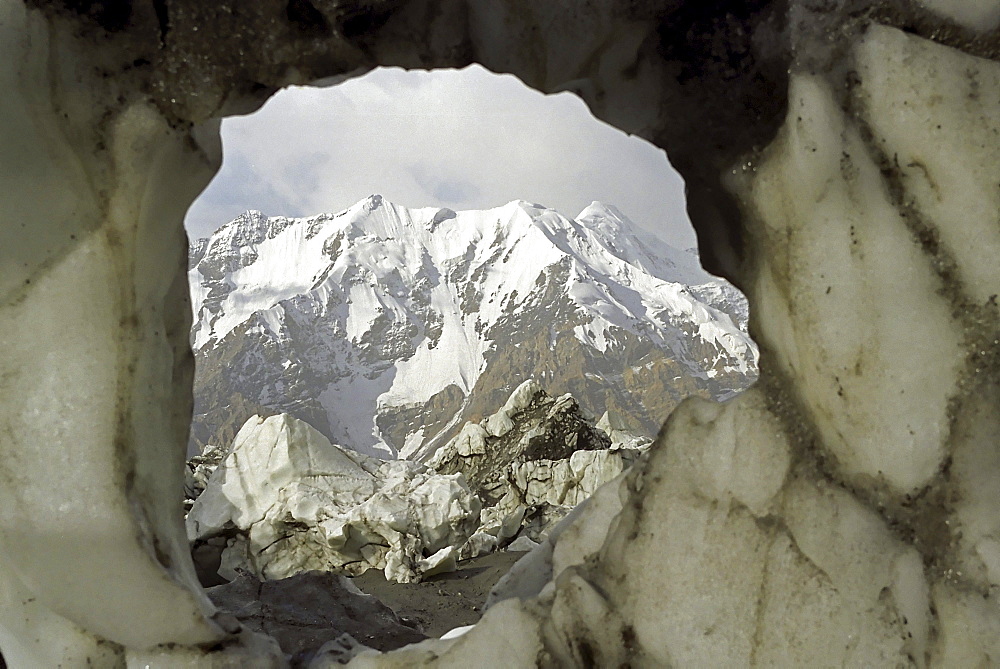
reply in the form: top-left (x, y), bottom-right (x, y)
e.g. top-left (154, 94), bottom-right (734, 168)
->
top-left (188, 195), bottom-right (757, 459)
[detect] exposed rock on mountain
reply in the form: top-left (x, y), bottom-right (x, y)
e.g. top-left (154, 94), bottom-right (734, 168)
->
top-left (186, 414), bottom-right (481, 584)
top-left (188, 197), bottom-right (756, 459)
top-left (431, 380), bottom-right (647, 546)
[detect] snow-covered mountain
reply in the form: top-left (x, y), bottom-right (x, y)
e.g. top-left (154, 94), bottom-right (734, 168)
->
top-left (188, 195), bottom-right (757, 459)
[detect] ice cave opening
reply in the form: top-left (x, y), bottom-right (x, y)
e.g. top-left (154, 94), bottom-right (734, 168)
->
top-left (3, 1), bottom-right (998, 665)
top-left (181, 63), bottom-right (758, 649)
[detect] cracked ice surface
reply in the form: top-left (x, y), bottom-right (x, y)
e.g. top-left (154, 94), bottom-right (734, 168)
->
top-left (188, 414), bottom-right (481, 584)
top-left (741, 70), bottom-right (965, 495)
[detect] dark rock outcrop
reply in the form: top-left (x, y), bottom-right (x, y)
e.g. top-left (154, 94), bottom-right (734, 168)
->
top-left (428, 380), bottom-right (612, 505)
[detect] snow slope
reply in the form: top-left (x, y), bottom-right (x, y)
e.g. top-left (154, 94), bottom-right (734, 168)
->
top-left (189, 196), bottom-right (757, 458)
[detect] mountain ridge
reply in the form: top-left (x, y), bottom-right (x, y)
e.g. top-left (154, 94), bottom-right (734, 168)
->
top-left (188, 196), bottom-right (757, 459)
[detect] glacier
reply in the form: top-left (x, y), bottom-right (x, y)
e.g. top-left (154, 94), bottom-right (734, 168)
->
top-left (186, 413), bottom-right (482, 584)
top-left (186, 381), bottom-right (649, 587)
top-left (1, 0), bottom-right (998, 665)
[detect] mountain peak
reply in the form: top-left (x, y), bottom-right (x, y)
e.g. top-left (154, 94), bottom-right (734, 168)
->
top-left (211, 209), bottom-right (285, 245)
top-left (577, 201), bottom-right (622, 218)
top-left (229, 209), bottom-right (271, 232)
top-left (363, 194), bottom-right (385, 210)
top-left (575, 201), bottom-right (632, 230)
top-left (237, 208), bottom-right (267, 220)
top-left (188, 198), bottom-right (757, 459)
top-left (511, 199), bottom-right (548, 211)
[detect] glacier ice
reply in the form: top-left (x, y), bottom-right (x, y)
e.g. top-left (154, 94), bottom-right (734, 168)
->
top-left (428, 379), bottom-right (645, 546)
top-left (1, 0), bottom-right (999, 664)
top-left (187, 414), bottom-right (481, 584)
top-left (187, 383), bottom-right (645, 588)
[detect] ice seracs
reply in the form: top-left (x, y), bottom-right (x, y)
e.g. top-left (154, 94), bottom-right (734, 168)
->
top-left (187, 382), bottom-right (652, 586)
top-left (431, 380), bottom-right (649, 548)
top-left (186, 414), bottom-right (481, 584)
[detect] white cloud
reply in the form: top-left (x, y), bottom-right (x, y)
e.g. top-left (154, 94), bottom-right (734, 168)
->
top-left (184, 65), bottom-right (694, 249)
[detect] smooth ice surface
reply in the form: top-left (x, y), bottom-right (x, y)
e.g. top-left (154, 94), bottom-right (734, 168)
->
top-left (0, 1), bottom-right (231, 656)
top-left (914, 0), bottom-right (1000, 31)
top-left (740, 72), bottom-right (964, 495)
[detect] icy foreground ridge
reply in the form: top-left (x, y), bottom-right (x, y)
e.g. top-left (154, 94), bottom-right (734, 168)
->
top-left (187, 414), bottom-right (481, 584)
top-left (187, 381), bottom-right (647, 586)
top-left (188, 196), bottom-right (755, 458)
top-left (430, 379), bottom-right (647, 546)
top-left (2, 0), bottom-right (999, 666)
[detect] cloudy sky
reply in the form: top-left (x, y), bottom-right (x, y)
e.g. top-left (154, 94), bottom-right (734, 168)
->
top-left (184, 65), bottom-right (695, 249)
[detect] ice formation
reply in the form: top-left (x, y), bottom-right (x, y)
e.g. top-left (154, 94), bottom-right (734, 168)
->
top-left (187, 414), bottom-right (481, 584)
top-left (186, 384), bottom-right (644, 588)
top-left (1, 0), bottom-right (999, 665)
top-left (430, 380), bottom-right (648, 547)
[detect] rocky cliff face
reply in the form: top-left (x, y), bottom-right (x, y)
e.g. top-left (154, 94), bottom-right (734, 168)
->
top-left (430, 379), bottom-right (648, 545)
top-left (188, 197), bottom-right (756, 459)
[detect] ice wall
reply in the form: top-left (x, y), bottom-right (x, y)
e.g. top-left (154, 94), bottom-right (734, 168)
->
top-left (0, 2), bottom-right (259, 663)
top-left (0, 0), bottom-right (997, 665)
